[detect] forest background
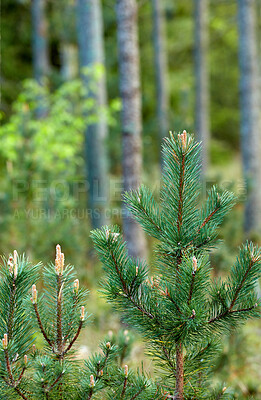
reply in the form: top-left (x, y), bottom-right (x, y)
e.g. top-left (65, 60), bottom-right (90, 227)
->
top-left (1, 0), bottom-right (261, 398)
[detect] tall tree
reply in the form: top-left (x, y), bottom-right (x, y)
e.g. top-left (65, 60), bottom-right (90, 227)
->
top-left (116, 0), bottom-right (146, 258)
top-left (238, 0), bottom-right (261, 234)
top-left (77, 0), bottom-right (109, 229)
top-left (31, 0), bottom-right (49, 84)
top-left (194, 0), bottom-right (210, 175)
top-left (151, 0), bottom-right (169, 161)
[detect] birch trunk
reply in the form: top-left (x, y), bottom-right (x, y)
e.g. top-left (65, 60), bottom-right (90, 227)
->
top-left (77, 0), bottom-right (109, 229)
top-left (238, 0), bottom-right (261, 233)
top-left (116, 0), bottom-right (147, 258)
top-left (194, 0), bottom-right (210, 175)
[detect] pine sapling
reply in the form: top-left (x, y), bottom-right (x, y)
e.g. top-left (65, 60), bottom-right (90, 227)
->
top-left (91, 131), bottom-right (261, 400)
top-left (0, 247), bottom-right (160, 399)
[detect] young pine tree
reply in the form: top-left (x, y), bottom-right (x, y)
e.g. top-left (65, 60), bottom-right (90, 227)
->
top-left (0, 247), bottom-right (160, 399)
top-left (91, 131), bottom-right (261, 400)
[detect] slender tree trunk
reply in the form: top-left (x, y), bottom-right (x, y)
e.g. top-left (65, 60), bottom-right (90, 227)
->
top-left (60, 43), bottom-right (78, 81)
top-left (77, 0), bottom-right (109, 228)
top-left (31, 0), bottom-right (49, 84)
top-left (60, 0), bottom-right (78, 81)
top-left (151, 0), bottom-right (169, 163)
top-left (194, 0), bottom-right (210, 175)
top-left (116, 0), bottom-right (146, 258)
top-left (238, 0), bottom-right (261, 234)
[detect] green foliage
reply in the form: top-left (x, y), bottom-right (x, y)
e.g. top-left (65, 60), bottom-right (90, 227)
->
top-left (91, 132), bottom-right (261, 399)
top-left (0, 69), bottom-right (120, 263)
top-left (0, 246), bottom-right (163, 400)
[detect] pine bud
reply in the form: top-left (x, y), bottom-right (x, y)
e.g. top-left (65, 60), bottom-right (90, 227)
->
top-left (179, 130), bottom-right (187, 150)
top-left (136, 266), bottom-right (139, 276)
top-left (222, 387), bottom-right (227, 393)
top-left (124, 330), bottom-right (129, 336)
top-left (73, 279), bottom-right (79, 294)
top-left (105, 229), bottom-right (110, 241)
top-left (2, 334), bottom-right (8, 349)
top-left (80, 306), bottom-right (85, 321)
top-left (56, 244), bottom-right (61, 259)
top-left (32, 344), bottom-right (36, 353)
top-left (90, 375), bottom-right (95, 388)
top-left (192, 256), bottom-right (197, 273)
top-left (8, 256), bottom-right (14, 274)
top-left (24, 355), bottom-right (28, 365)
top-left (112, 232), bottom-right (120, 243)
top-left (106, 342), bottom-right (111, 350)
top-left (31, 284), bottom-right (37, 304)
top-left (13, 250), bottom-right (18, 279)
top-left (60, 253), bottom-right (64, 275)
top-left (100, 370), bottom-right (103, 377)
top-left (55, 244), bottom-right (64, 275)
top-left (124, 364), bottom-right (128, 377)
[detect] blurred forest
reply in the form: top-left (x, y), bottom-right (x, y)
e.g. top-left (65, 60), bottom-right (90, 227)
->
top-left (1, 0), bottom-right (261, 398)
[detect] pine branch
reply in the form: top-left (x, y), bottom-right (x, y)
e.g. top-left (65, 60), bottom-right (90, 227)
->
top-left (56, 274), bottom-right (63, 356)
top-left (32, 303), bottom-right (54, 350)
top-left (4, 349), bottom-right (29, 400)
top-left (47, 371), bottom-right (64, 392)
top-left (187, 271), bottom-right (196, 306)
top-left (120, 376), bottom-right (128, 399)
top-left (123, 186), bottom-right (163, 240)
top-left (208, 304), bottom-right (257, 324)
top-left (109, 247), bottom-right (155, 320)
top-left (177, 152), bottom-right (185, 236)
top-left (87, 389), bottom-right (93, 400)
top-left (15, 367), bottom-right (26, 386)
top-left (198, 204), bottom-right (221, 231)
top-left (62, 320), bottom-right (83, 356)
top-left (228, 258), bottom-right (253, 312)
top-left (4, 348), bottom-right (15, 386)
top-left (7, 276), bottom-right (17, 341)
top-left (129, 386), bottom-right (146, 400)
top-left (162, 346), bottom-right (176, 373)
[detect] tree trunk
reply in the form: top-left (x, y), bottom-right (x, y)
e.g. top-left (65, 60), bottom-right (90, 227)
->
top-left (151, 0), bottom-right (169, 163)
top-left (174, 343), bottom-right (184, 400)
top-left (60, 0), bottom-right (78, 81)
top-left (31, 0), bottom-right (49, 84)
top-left (116, 0), bottom-right (147, 259)
top-left (194, 0), bottom-right (210, 175)
top-left (60, 43), bottom-right (78, 81)
top-left (238, 0), bottom-right (261, 234)
top-left (77, 0), bottom-right (109, 229)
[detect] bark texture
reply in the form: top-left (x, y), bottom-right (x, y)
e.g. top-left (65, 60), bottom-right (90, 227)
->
top-left (152, 0), bottom-right (169, 157)
top-left (174, 343), bottom-right (184, 400)
top-left (238, 0), bottom-right (261, 233)
top-left (194, 0), bottom-right (210, 175)
top-left (31, 0), bottom-right (49, 84)
top-left (116, 0), bottom-right (147, 258)
top-left (77, 0), bottom-right (109, 228)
